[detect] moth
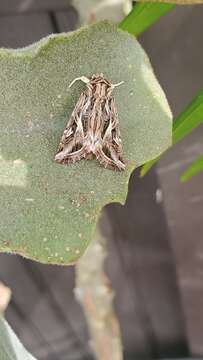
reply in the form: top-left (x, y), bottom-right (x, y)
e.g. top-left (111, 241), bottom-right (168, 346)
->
top-left (55, 73), bottom-right (125, 171)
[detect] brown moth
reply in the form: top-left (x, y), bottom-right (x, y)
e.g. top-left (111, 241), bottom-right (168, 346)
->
top-left (55, 73), bottom-right (125, 171)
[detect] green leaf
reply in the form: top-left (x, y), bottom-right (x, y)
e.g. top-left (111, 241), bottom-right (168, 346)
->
top-left (0, 21), bottom-right (172, 264)
top-left (0, 316), bottom-right (37, 360)
top-left (140, 155), bottom-right (160, 177)
top-left (181, 155), bottom-right (203, 182)
top-left (141, 90), bottom-right (203, 177)
top-left (119, 3), bottom-right (175, 36)
top-left (173, 91), bottom-right (203, 144)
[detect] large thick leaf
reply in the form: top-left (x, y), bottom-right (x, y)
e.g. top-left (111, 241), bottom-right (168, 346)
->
top-left (0, 316), bottom-right (37, 360)
top-left (0, 21), bottom-right (172, 264)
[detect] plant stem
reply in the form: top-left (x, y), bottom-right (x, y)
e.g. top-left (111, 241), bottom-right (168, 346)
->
top-left (119, 3), bottom-right (175, 37)
top-left (75, 230), bottom-right (123, 360)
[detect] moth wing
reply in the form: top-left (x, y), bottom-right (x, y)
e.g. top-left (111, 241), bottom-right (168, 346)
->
top-left (55, 91), bottom-right (91, 164)
top-left (57, 92), bottom-right (87, 149)
top-left (97, 97), bottom-right (125, 171)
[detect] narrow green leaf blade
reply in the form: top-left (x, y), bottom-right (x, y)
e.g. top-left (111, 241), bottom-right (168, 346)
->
top-left (173, 91), bottom-right (203, 144)
top-left (0, 316), bottom-right (37, 360)
top-left (119, 3), bottom-right (175, 36)
top-left (140, 155), bottom-right (160, 177)
top-left (141, 90), bottom-right (203, 176)
top-left (181, 155), bottom-right (203, 182)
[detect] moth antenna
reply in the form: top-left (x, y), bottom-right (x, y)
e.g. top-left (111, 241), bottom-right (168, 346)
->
top-left (69, 76), bottom-right (90, 88)
top-left (112, 81), bottom-right (124, 89)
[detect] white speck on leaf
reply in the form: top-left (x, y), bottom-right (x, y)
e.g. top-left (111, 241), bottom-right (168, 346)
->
top-left (13, 159), bottom-right (25, 165)
top-left (58, 205), bottom-right (65, 210)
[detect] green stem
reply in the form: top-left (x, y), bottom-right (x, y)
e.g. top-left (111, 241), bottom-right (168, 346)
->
top-left (119, 3), bottom-right (175, 36)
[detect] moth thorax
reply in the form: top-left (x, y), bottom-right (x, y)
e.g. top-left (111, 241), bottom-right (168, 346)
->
top-left (94, 82), bottom-right (112, 98)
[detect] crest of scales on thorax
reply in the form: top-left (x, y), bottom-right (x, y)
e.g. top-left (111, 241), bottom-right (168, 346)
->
top-left (55, 73), bottom-right (125, 171)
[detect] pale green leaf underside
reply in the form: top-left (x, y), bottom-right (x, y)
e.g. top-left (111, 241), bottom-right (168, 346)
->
top-left (0, 21), bottom-right (172, 264)
top-left (0, 316), bottom-right (37, 360)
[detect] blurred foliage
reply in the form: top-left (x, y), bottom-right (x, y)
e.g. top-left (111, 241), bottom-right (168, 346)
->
top-left (181, 155), bottom-right (203, 181)
top-left (141, 91), bottom-right (203, 179)
top-left (73, 0), bottom-right (132, 25)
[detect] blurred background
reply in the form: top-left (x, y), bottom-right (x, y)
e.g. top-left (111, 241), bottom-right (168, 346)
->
top-left (0, 1), bottom-right (203, 360)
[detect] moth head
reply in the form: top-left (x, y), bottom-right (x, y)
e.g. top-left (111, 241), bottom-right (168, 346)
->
top-left (91, 73), bottom-right (104, 81)
top-left (91, 73), bottom-right (112, 87)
